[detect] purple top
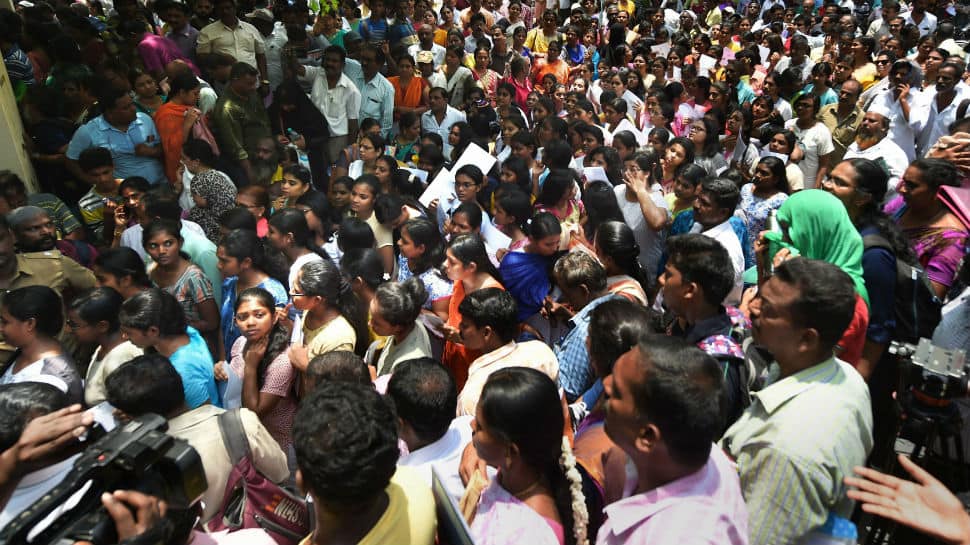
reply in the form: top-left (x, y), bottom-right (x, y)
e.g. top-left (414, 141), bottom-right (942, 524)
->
top-left (885, 196), bottom-right (969, 288)
top-left (137, 34), bottom-right (199, 76)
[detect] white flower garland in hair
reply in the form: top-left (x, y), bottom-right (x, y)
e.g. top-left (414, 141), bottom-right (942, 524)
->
top-left (560, 436), bottom-right (589, 545)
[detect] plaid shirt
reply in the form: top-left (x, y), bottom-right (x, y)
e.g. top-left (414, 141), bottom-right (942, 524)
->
top-left (554, 293), bottom-right (621, 402)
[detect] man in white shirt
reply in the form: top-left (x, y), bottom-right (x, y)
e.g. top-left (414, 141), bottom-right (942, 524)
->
top-left (387, 358), bottom-right (473, 505)
top-left (914, 62), bottom-right (969, 157)
top-left (422, 87), bottom-right (466, 157)
top-left (902, 0), bottom-right (937, 36)
top-left (409, 24), bottom-right (446, 68)
top-left (291, 45), bottom-right (361, 166)
top-left (868, 60), bottom-right (923, 161)
top-left (689, 178), bottom-right (744, 306)
top-left (842, 111), bottom-right (910, 200)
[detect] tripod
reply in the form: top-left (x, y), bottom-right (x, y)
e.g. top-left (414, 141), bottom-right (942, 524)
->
top-left (857, 388), bottom-right (969, 545)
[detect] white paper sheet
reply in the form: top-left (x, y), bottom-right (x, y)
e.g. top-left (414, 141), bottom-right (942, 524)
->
top-left (758, 45), bottom-right (771, 66)
top-left (418, 167), bottom-right (455, 207)
top-left (651, 42), bottom-right (671, 57)
top-left (583, 166), bottom-right (609, 184)
top-left (698, 54), bottom-right (717, 77)
top-left (481, 217), bottom-right (512, 250)
top-left (405, 168), bottom-right (429, 184)
top-left (452, 142), bottom-right (497, 174)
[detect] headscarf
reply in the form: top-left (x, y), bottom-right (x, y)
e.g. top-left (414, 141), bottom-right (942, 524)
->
top-left (764, 189), bottom-right (869, 305)
top-left (498, 251), bottom-right (552, 321)
top-left (187, 169), bottom-right (237, 242)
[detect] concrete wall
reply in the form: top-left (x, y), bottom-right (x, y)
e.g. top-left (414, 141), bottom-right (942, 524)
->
top-left (0, 57), bottom-right (39, 193)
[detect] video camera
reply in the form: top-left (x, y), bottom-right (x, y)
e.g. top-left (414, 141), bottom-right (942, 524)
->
top-left (891, 339), bottom-right (970, 402)
top-left (0, 414), bottom-right (206, 545)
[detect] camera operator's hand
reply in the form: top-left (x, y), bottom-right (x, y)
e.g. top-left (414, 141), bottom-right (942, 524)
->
top-left (0, 405), bottom-right (93, 480)
top-left (101, 490), bottom-right (167, 542)
top-left (845, 455), bottom-right (970, 545)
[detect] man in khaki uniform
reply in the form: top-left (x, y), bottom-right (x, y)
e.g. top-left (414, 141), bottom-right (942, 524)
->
top-left (816, 78), bottom-right (864, 164)
top-left (0, 216), bottom-right (96, 359)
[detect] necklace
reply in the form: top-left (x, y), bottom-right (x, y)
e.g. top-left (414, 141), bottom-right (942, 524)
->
top-left (508, 478), bottom-right (542, 500)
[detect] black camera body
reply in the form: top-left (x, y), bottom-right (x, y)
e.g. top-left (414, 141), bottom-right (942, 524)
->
top-left (0, 414), bottom-right (206, 545)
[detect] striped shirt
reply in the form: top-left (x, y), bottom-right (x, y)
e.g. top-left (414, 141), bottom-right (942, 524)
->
top-left (720, 357), bottom-right (873, 545)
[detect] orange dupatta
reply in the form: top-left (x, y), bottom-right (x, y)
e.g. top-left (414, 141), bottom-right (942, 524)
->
top-left (153, 102), bottom-right (191, 186)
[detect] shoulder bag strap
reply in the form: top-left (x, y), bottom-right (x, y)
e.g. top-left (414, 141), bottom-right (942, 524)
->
top-left (218, 408), bottom-right (253, 465)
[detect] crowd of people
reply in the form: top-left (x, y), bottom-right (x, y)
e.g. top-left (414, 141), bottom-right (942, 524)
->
top-left (1, 0), bottom-right (970, 542)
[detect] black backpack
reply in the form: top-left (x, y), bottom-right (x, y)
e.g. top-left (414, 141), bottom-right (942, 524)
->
top-left (862, 234), bottom-right (942, 343)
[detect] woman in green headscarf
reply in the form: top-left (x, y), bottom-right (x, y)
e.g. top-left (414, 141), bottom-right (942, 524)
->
top-left (755, 189), bottom-right (870, 365)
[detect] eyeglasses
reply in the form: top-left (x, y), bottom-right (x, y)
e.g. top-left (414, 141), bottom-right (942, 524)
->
top-left (289, 291), bottom-right (306, 297)
top-left (66, 319), bottom-right (85, 330)
top-left (875, 59), bottom-right (891, 65)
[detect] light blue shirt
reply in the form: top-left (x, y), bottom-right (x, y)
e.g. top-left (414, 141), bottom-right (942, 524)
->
top-left (170, 326), bottom-right (220, 409)
top-left (66, 113), bottom-right (167, 185)
top-left (355, 72), bottom-right (395, 137)
top-left (555, 293), bottom-right (621, 402)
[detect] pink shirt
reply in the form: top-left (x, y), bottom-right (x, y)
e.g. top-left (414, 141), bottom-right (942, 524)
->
top-left (596, 446), bottom-right (749, 545)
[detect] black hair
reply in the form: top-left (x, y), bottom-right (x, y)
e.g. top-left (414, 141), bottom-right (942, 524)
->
top-left (2, 285), bottom-right (63, 337)
top-left (118, 176), bottom-right (151, 194)
top-left (340, 247), bottom-right (386, 291)
top-left (536, 168), bottom-right (577, 209)
top-left (297, 259), bottom-right (369, 355)
top-left (69, 287), bottom-right (124, 333)
top-left (219, 207), bottom-right (258, 232)
top-left (386, 358), bottom-right (457, 445)
top-left (628, 336), bottom-right (725, 467)
top-left (94, 248), bottom-right (152, 288)
top-left (595, 221), bottom-right (650, 294)
top-left (0, 382), bottom-right (69, 451)
top-left (229, 61), bottom-right (259, 79)
top-left (453, 202), bottom-right (483, 230)
top-left (401, 217), bottom-right (446, 276)
top-left (773, 257), bottom-right (857, 348)
top-left (588, 298), bottom-right (653, 377)
top-left (306, 351), bottom-right (371, 390)
top-left (142, 188), bottom-right (184, 221)
top-left (142, 219), bottom-right (190, 261)
top-left (220, 229), bottom-right (289, 287)
top-left (911, 158), bottom-right (961, 190)
top-left (666, 234), bottom-right (734, 307)
top-left (479, 367), bottom-right (586, 545)
top-left (167, 70), bottom-right (200, 100)
top-left (700, 177), bottom-right (741, 212)
top-left (458, 287), bottom-right (519, 343)
top-left (448, 234), bottom-right (501, 281)
top-left (337, 217), bottom-right (377, 253)
top-left (580, 182), bottom-right (624, 241)
top-left (756, 156), bottom-right (791, 194)
top-left (118, 288), bottom-right (188, 337)
top-left (499, 155), bottom-right (533, 193)
top-left (182, 137), bottom-right (217, 166)
top-left (234, 287), bottom-right (291, 389)
top-left (495, 187), bottom-right (533, 235)
top-left (374, 278), bottom-right (426, 326)
top-left (105, 354), bottom-right (185, 417)
top-left (269, 208), bottom-right (330, 261)
top-left (510, 130), bottom-right (538, 158)
top-left (840, 158), bottom-right (917, 265)
top-left (527, 211), bottom-right (562, 240)
top-left (78, 146), bottom-right (113, 172)
top-left (293, 382), bottom-right (399, 504)
top-left (588, 146), bottom-right (623, 186)
top-left (296, 191), bottom-right (333, 240)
